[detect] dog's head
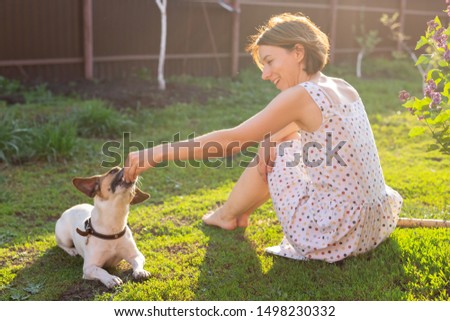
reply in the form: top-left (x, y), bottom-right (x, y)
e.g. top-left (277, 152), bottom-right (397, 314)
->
top-left (72, 167), bottom-right (150, 205)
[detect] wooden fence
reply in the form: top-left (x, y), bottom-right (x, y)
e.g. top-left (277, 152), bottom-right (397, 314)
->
top-left (0, 0), bottom-right (447, 82)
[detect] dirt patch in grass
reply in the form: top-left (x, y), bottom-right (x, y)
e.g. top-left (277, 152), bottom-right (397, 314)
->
top-left (0, 78), bottom-right (230, 110)
top-left (58, 265), bottom-right (133, 300)
top-left (2, 246), bottom-right (40, 267)
top-left (57, 281), bottom-right (111, 300)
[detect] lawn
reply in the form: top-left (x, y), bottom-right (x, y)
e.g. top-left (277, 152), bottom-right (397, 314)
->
top-left (0, 58), bottom-right (449, 301)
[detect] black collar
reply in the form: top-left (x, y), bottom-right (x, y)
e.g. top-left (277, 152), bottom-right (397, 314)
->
top-left (76, 218), bottom-right (127, 240)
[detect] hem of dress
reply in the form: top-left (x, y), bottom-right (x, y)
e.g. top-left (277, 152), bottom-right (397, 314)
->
top-left (265, 245), bottom-right (308, 261)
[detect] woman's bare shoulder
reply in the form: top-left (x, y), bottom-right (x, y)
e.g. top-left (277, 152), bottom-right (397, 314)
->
top-left (316, 74), bottom-right (360, 103)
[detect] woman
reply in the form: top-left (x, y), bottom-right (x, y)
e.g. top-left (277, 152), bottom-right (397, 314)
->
top-left (124, 13), bottom-right (402, 262)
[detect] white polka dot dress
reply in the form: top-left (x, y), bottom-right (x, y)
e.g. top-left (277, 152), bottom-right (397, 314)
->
top-left (266, 80), bottom-right (402, 263)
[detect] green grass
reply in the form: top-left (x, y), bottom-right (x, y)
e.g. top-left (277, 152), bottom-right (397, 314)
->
top-left (0, 58), bottom-right (449, 301)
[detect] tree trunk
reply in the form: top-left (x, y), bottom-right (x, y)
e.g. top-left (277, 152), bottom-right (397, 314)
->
top-left (356, 49), bottom-right (364, 78)
top-left (155, 0), bottom-right (167, 90)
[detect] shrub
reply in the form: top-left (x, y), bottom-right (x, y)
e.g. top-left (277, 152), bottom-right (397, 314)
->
top-left (0, 115), bottom-right (32, 164)
top-left (0, 76), bottom-right (22, 95)
top-left (72, 101), bottom-right (132, 138)
top-left (23, 84), bottom-right (54, 105)
top-left (32, 120), bottom-right (78, 162)
top-left (400, 12), bottom-right (450, 155)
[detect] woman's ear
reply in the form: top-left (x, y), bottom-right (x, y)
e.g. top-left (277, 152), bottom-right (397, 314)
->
top-left (293, 44), bottom-right (305, 62)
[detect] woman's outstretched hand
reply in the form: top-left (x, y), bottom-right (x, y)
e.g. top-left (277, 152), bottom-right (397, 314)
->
top-left (123, 149), bottom-right (152, 183)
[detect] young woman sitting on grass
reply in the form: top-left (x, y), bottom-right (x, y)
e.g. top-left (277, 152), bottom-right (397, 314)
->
top-left (124, 12), bottom-right (403, 263)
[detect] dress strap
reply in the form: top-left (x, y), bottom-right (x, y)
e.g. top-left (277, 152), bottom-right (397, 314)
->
top-left (299, 81), bottom-right (332, 114)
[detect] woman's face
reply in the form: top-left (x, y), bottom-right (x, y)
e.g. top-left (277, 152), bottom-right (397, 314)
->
top-left (258, 45), bottom-right (303, 91)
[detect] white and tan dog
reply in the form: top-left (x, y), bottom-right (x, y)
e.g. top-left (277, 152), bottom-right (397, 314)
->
top-left (55, 167), bottom-right (150, 288)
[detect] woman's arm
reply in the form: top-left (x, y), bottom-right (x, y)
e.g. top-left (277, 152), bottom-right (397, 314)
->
top-left (124, 85), bottom-right (321, 182)
top-left (270, 122), bottom-right (301, 142)
top-left (254, 122), bottom-right (301, 182)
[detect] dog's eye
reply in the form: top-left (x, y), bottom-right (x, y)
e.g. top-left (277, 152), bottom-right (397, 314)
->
top-left (109, 168), bottom-right (120, 175)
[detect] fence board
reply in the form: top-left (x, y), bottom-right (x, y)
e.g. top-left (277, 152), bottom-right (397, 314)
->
top-left (0, 0), bottom-right (447, 81)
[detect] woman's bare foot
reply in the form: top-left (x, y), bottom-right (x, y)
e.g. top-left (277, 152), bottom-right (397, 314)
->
top-left (202, 206), bottom-right (238, 230)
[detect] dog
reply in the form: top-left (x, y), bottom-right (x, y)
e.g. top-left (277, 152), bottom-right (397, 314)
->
top-left (55, 166), bottom-right (150, 288)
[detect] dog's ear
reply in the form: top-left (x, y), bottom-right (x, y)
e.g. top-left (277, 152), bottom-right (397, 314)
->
top-left (130, 187), bottom-right (150, 205)
top-left (72, 176), bottom-right (100, 198)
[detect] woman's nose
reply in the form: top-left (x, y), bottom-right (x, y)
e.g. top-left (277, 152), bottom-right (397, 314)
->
top-left (261, 65), bottom-right (270, 80)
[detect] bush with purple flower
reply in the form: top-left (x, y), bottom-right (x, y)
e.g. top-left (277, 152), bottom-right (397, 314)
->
top-left (401, 9), bottom-right (450, 154)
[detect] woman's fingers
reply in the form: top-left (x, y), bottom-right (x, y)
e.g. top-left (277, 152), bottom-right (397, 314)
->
top-left (256, 143), bottom-right (277, 182)
top-left (123, 162), bottom-right (136, 183)
top-left (124, 152), bottom-right (140, 183)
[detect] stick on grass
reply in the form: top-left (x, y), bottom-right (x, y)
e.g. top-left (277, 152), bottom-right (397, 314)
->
top-left (397, 218), bottom-right (450, 228)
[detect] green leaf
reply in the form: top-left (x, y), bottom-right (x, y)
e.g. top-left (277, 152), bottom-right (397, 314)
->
top-left (432, 109), bottom-right (450, 124)
top-left (443, 83), bottom-right (450, 97)
top-left (413, 97), bottom-right (432, 111)
top-left (403, 99), bottom-right (415, 108)
top-left (408, 126), bottom-right (427, 138)
top-left (444, 26), bottom-right (450, 36)
top-left (416, 54), bottom-right (432, 66)
top-left (23, 282), bottom-right (45, 295)
top-left (415, 36), bottom-right (429, 50)
top-left (427, 68), bottom-right (444, 82)
top-left (0, 150), bottom-right (7, 163)
top-left (434, 16), bottom-right (442, 29)
top-left (438, 60), bottom-right (449, 68)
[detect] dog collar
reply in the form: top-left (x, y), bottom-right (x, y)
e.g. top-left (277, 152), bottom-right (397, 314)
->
top-left (76, 218), bottom-right (127, 240)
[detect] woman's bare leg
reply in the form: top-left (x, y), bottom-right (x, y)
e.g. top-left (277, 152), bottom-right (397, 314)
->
top-left (203, 131), bottom-right (300, 230)
top-left (202, 157), bottom-right (270, 230)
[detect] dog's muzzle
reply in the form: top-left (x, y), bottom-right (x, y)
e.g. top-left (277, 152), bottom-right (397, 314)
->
top-left (111, 168), bottom-right (133, 193)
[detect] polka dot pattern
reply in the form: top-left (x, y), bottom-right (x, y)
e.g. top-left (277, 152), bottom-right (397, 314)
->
top-left (266, 81), bottom-right (403, 263)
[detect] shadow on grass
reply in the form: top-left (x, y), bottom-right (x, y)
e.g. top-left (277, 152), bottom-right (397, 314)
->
top-left (4, 222), bottom-right (447, 300)
top-left (194, 226), bottom-right (265, 300)
top-left (0, 245), bottom-right (126, 300)
top-left (262, 238), bottom-right (407, 300)
top-left (194, 228), bottom-right (407, 301)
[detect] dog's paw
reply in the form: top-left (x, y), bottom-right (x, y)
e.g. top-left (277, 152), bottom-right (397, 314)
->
top-left (102, 275), bottom-right (123, 288)
top-left (133, 269), bottom-right (150, 280)
top-left (58, 245), bottom-right (79, 256)
top-left (66, 248), bottom-right (79, 256)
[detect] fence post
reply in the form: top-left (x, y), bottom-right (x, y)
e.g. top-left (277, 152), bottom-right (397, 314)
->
top-left (329, 0), bottom-right (338, 64)
top-left (231, 0), bottom-right (241, 77)
top-left (83, 0), bottom-right (93, 80)
top-left (398, 0), bottom-right (407, 52)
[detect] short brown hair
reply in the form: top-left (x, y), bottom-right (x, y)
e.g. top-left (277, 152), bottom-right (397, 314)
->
top-left (246, 13), bottom-right (330, 74)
